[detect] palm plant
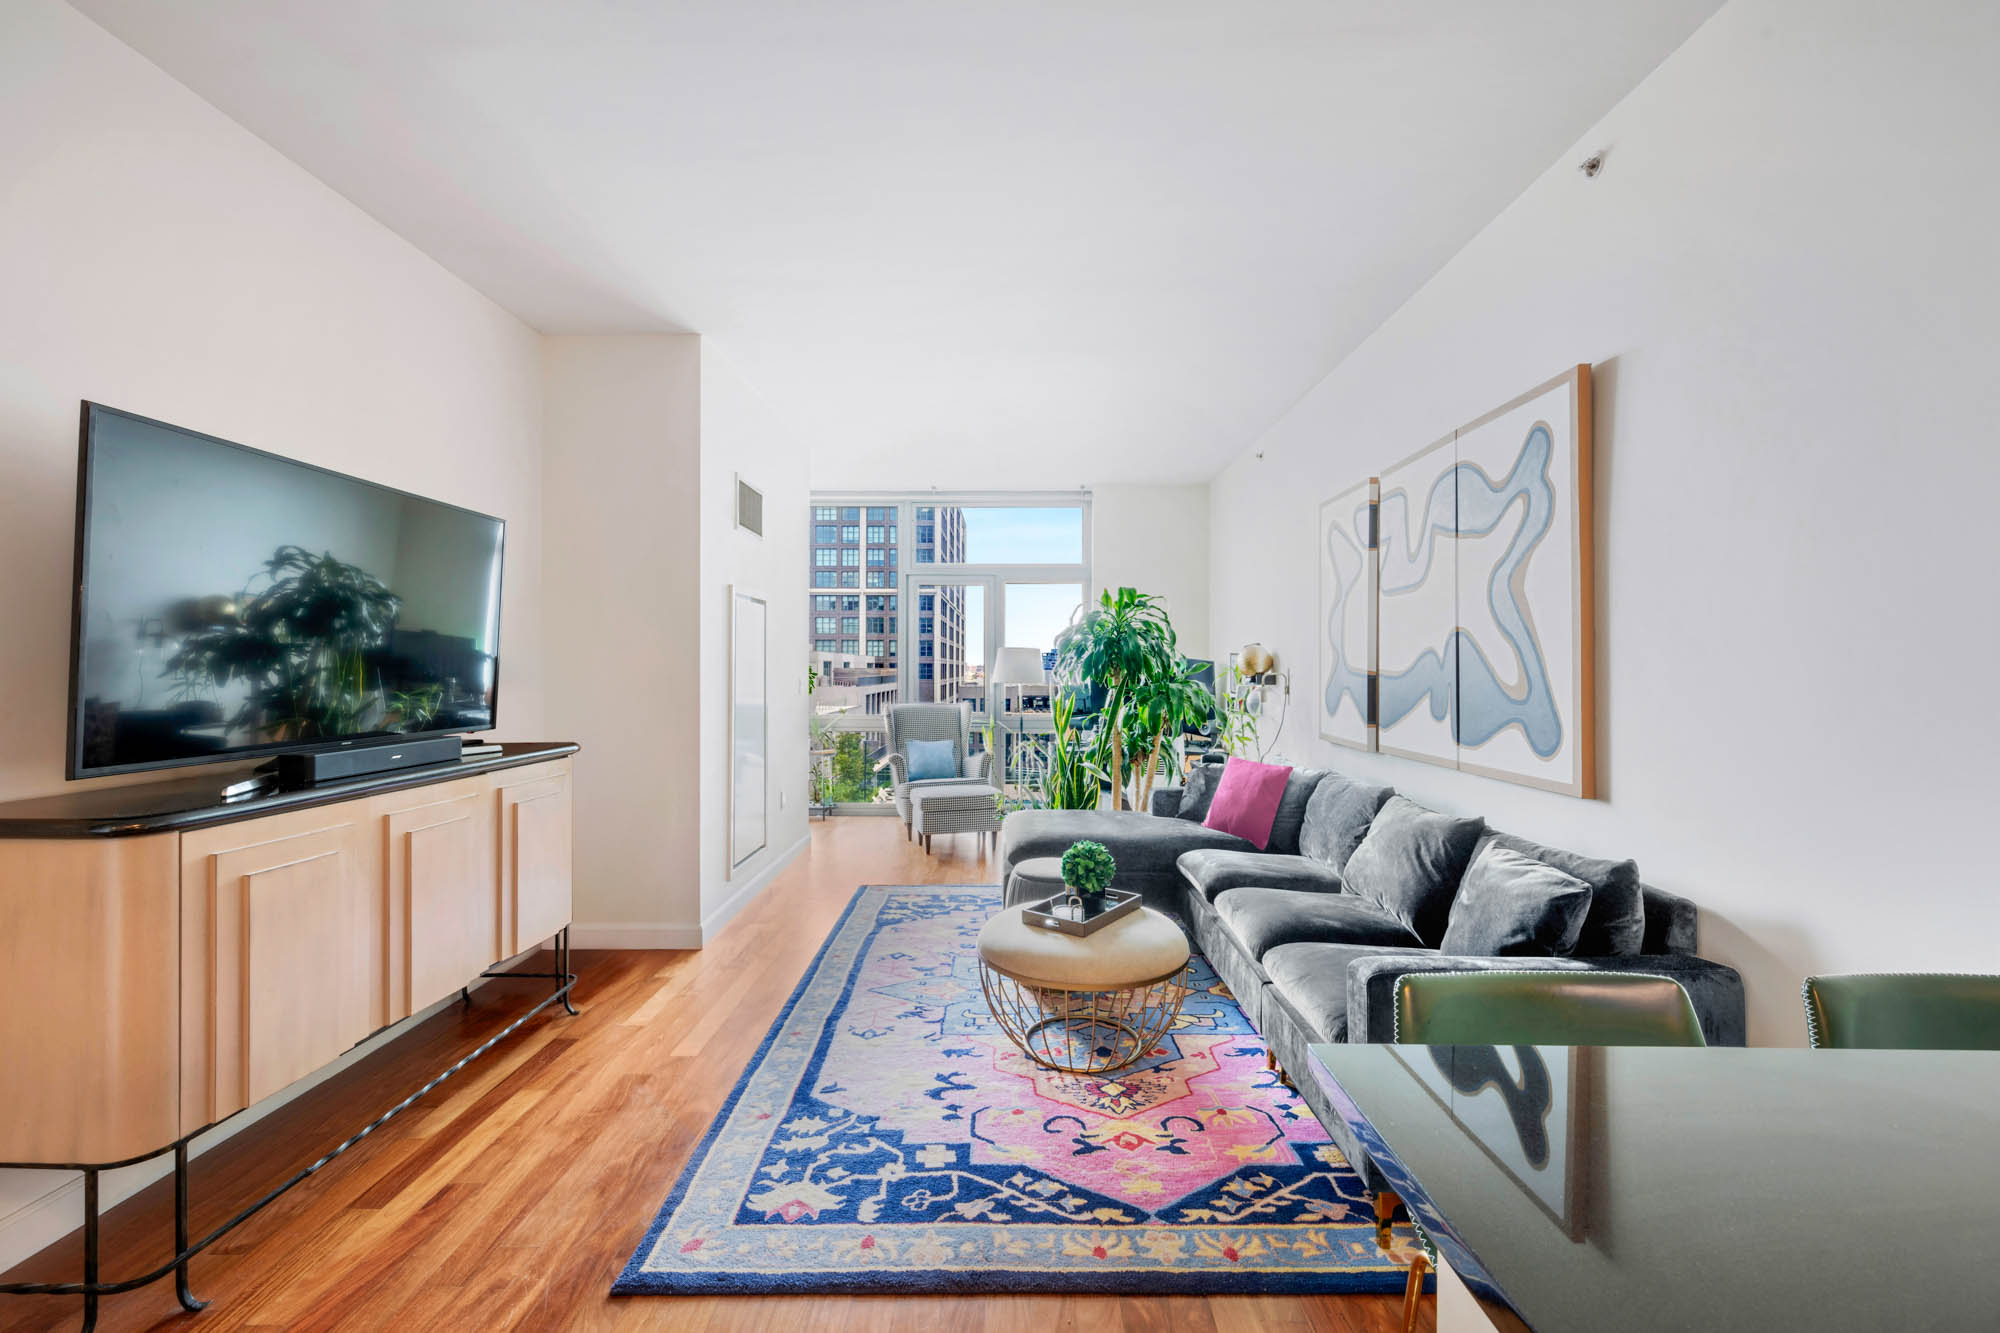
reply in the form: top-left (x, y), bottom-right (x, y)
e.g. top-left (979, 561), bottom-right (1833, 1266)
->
top-left (1120, 657), bottom-right (1221, 812)
top-left (1052, 587), bottom-right (1179, 809)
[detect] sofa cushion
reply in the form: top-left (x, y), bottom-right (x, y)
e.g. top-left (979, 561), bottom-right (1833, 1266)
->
top-left (1267, 768), bottom-right (1329, 856)
top-left (1439, 844), bottom-right (1592, 957)
top-left (1214, 887), bottom-right (1425, 959)
top-left (1297, 771), bottom-right (1394, 871)
top-left (1202, 758), bottom-right (1292, 849)
top-left (1262, 941), bottom-right (1439, 1044)
top-left (1341, 795), bottom-right (1485, 948)
top-left (1002, 809), bottom-right (1253, 882)
top-left (1176, 763), bottom-right (1224, 821)
top-left (1177, 849), bottom-right (1344, 902)
top-left (1480, 830), bottom-right (1644, 956)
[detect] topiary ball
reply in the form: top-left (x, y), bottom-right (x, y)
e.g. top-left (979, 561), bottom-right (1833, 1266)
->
top-left (1061, 839), bottom-right (1117, 897)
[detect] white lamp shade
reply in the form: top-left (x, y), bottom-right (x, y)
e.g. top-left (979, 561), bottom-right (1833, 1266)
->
top-left (990, 647), bottom-right (1049, 686)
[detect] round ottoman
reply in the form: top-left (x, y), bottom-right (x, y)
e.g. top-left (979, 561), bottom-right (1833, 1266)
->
top-left (976, 905), bottom-right (1191, 1074)
top-left (1003, 855), bottom-right (1068, 908)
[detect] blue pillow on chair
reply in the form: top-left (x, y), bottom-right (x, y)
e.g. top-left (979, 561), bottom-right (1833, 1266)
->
top-left (905, 739), bottom-right (958, 782)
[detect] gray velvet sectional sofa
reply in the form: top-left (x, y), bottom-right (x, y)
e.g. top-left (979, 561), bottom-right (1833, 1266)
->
top-left (997, 766), bottom-right (1746, 1190)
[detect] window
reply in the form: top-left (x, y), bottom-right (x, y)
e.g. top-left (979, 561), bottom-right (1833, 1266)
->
top-left (867, 595), bottom-right (889, 612)
top-left (866, 525), bottom-right (886, 544)
top-left (813, 595), bottom-right (839, 612)
top-left (814, 548), bottom-right (838, 568)
top-left (916, 546), bottom-right (934, 563)
top-left (812, 571), bottom-right (837, 587)
top-left (841, 638), bottom-right (859, 654)
top-left (841, 524), bottom-right (860, 544)
top-left (814, 616), bottom-right (838, 634)
top-left (841, 616), bottom-right (860, 635)
top-left (841, 548), bottom-right (860, 567)
top-left (867, 548), bottom-right (885, 566)
top-left (839, 571), bottom-right (859, 588)
top-left (842, 596), bottom-right (861, 611)
top-left (815, 637), bottom-right (836, 652)
top-left (813, 524), bottom-right (838, 543)
top-left (867, 506), bottom-right (897, 522)
top-left (866, 616), bottom-right (885, 634)
top-left (919, 641), bottom-right (933, 659)
top-left (866, 640), bottom-right (885, 657)
top-left (814, 506), bottom-right (839, 521)
top-left (920, 616), bottom-right (934, 634)
top-left (917, 506), bottom-right (934, 520)
top-left (887, 616), bottom-right (898, 634)
top-left (916, 524), bottom-right (934, 544)
top-left (919, 594), bottom-right (935, 611)
top-left (866, 570), bottom-right (889, 587)
top-left (919, 663), bottom-right (934, 680)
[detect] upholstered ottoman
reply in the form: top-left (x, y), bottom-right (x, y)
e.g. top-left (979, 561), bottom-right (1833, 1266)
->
top-left (976, 905), bottom-right (1191, 1073)
top-left (1002, 854), bottom-right (1067, 908)
top-left (908, 781), bottom-right (1002, 852)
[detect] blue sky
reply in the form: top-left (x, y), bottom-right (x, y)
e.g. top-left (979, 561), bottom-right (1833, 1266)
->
top-left (956, 508), bottom-right (1083, 667)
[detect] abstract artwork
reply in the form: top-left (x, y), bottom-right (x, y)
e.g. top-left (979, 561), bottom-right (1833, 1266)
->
top-left (1314, 366), bottom-right (1594, 797)
top-left (1316, 480), bottom-right (1377, 751)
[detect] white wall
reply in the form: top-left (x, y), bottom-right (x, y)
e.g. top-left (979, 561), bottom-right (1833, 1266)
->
top-left (0, 0), bottom-right (546, 1268)
top-left (1209, 0), bottom-right (2000, 1047)
top-left (541, 335), bottom-right (704, 943)
top-left (698, 344), bottom-right (811, 938)
top-left (1091, 484), bottom-right (1210, 660)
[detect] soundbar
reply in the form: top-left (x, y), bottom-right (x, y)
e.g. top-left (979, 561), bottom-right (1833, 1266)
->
top-left (276, 735), bottom-right (465, 789)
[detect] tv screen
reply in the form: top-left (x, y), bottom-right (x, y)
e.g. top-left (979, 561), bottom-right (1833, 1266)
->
top-left (69, 404), bottom-right (505, 778)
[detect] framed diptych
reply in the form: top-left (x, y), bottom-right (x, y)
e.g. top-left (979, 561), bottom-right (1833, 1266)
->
top-left (1312, 365), bottom-right (1594, 797)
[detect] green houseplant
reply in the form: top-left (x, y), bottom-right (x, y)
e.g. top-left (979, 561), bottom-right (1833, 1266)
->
top-left (1060, 839), bottom-right (1117, 914)
top-left (1119, 656), bottom-right (1221, 812)
top-left (1051, 587), bottom-right (1179, 809)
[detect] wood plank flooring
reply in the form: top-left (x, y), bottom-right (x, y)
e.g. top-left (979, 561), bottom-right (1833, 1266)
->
top-left (1, 817), bottom-right (1431, 1332)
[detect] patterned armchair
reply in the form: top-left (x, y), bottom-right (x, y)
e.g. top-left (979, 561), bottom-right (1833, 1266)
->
top-left (886, 702), bottom-right (993, 838)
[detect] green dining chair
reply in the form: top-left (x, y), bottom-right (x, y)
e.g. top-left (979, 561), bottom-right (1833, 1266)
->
top-left (1394, 970), bottom-right (1708, 1047)
top-left (1801, 973), bottom-right (2000, 1050)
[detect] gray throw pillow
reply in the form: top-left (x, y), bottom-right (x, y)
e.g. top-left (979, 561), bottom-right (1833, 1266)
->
top-left (1440, 844), bottom-right (1592, 956)
top-left (1177, 763), bottom-right (1224, 821)
top-left (1265, 769), bottom-right (1328, 856)
top-left (1298, 771), bottom-right (1395, 872)
top-left (1341, 795), bottom-right (1485, 948)
top-left (1479, 830), bottom-right (1644, 956)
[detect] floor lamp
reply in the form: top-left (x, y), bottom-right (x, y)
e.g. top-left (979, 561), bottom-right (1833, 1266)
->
top-left (990, 646), bottom-right (1050, 791)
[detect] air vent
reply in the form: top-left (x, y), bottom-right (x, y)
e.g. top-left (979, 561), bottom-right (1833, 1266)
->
top-left (735, 477), bottom-right (763, 536)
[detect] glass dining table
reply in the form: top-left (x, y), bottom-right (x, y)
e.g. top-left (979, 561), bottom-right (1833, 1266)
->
top-left (1308, 1042), bottom-right (2000, 1332)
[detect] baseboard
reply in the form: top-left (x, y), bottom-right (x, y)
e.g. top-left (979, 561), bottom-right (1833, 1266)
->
top-left (568, 922), bottom-right (704, 949)
top-left (703, 831), bottom-right (810, 944)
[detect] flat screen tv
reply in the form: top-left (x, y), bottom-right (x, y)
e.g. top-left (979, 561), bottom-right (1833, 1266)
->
top-left (68, 403), bottom-right (506, 778)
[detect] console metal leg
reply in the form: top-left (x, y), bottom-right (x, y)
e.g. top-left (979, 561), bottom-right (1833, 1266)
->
top-left (173, 1142), bottom-right (206, 1313)
top-left (80, 1168), bottom-right (98, 1333)
top-left (558, 927), bottom-right (579, 1017)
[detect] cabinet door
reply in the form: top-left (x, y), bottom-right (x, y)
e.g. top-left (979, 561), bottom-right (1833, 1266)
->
top-left (183, 816), bottom-right (373, 1124)
top-left (497, 770), bottom-right (572, 955)
top-left (385, 789), bottom-right (495, 1018)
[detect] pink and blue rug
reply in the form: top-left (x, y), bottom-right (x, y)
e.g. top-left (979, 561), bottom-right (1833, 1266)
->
top-left (613, 884), bottom-right (1422, 1294)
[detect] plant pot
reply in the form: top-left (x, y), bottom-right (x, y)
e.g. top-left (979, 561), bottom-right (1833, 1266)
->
top-left (1072, 886), bottom-right (1108, 916)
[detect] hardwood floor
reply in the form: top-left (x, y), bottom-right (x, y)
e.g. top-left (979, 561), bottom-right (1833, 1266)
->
top-left (2, 817), bottom-right (1432, 1332)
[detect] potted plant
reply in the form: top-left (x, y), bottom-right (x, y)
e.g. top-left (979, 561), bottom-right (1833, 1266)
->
top-left (1060, 839), bottom-right (1117, 916)
top-left (1051, 587), bottom-right (1179, 809)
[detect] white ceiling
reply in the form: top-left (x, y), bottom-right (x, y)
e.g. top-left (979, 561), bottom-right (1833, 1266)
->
top-left (72, 0), bottom-right (1719, 488)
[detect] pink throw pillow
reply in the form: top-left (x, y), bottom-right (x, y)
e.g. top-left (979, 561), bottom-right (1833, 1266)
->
top-left (1202, 757), bottom-right (1293, 850)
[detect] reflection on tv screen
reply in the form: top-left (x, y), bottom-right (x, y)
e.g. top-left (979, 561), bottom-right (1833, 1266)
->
top-left (74, 407), bottom-right (505, 775)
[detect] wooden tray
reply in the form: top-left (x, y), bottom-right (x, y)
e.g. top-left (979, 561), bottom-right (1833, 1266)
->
top-left (1021, 888), bottom-right (1141, 936)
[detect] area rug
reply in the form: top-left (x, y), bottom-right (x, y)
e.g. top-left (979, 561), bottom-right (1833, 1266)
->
top-left (613, 884), bottom-right (1422, 1294)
